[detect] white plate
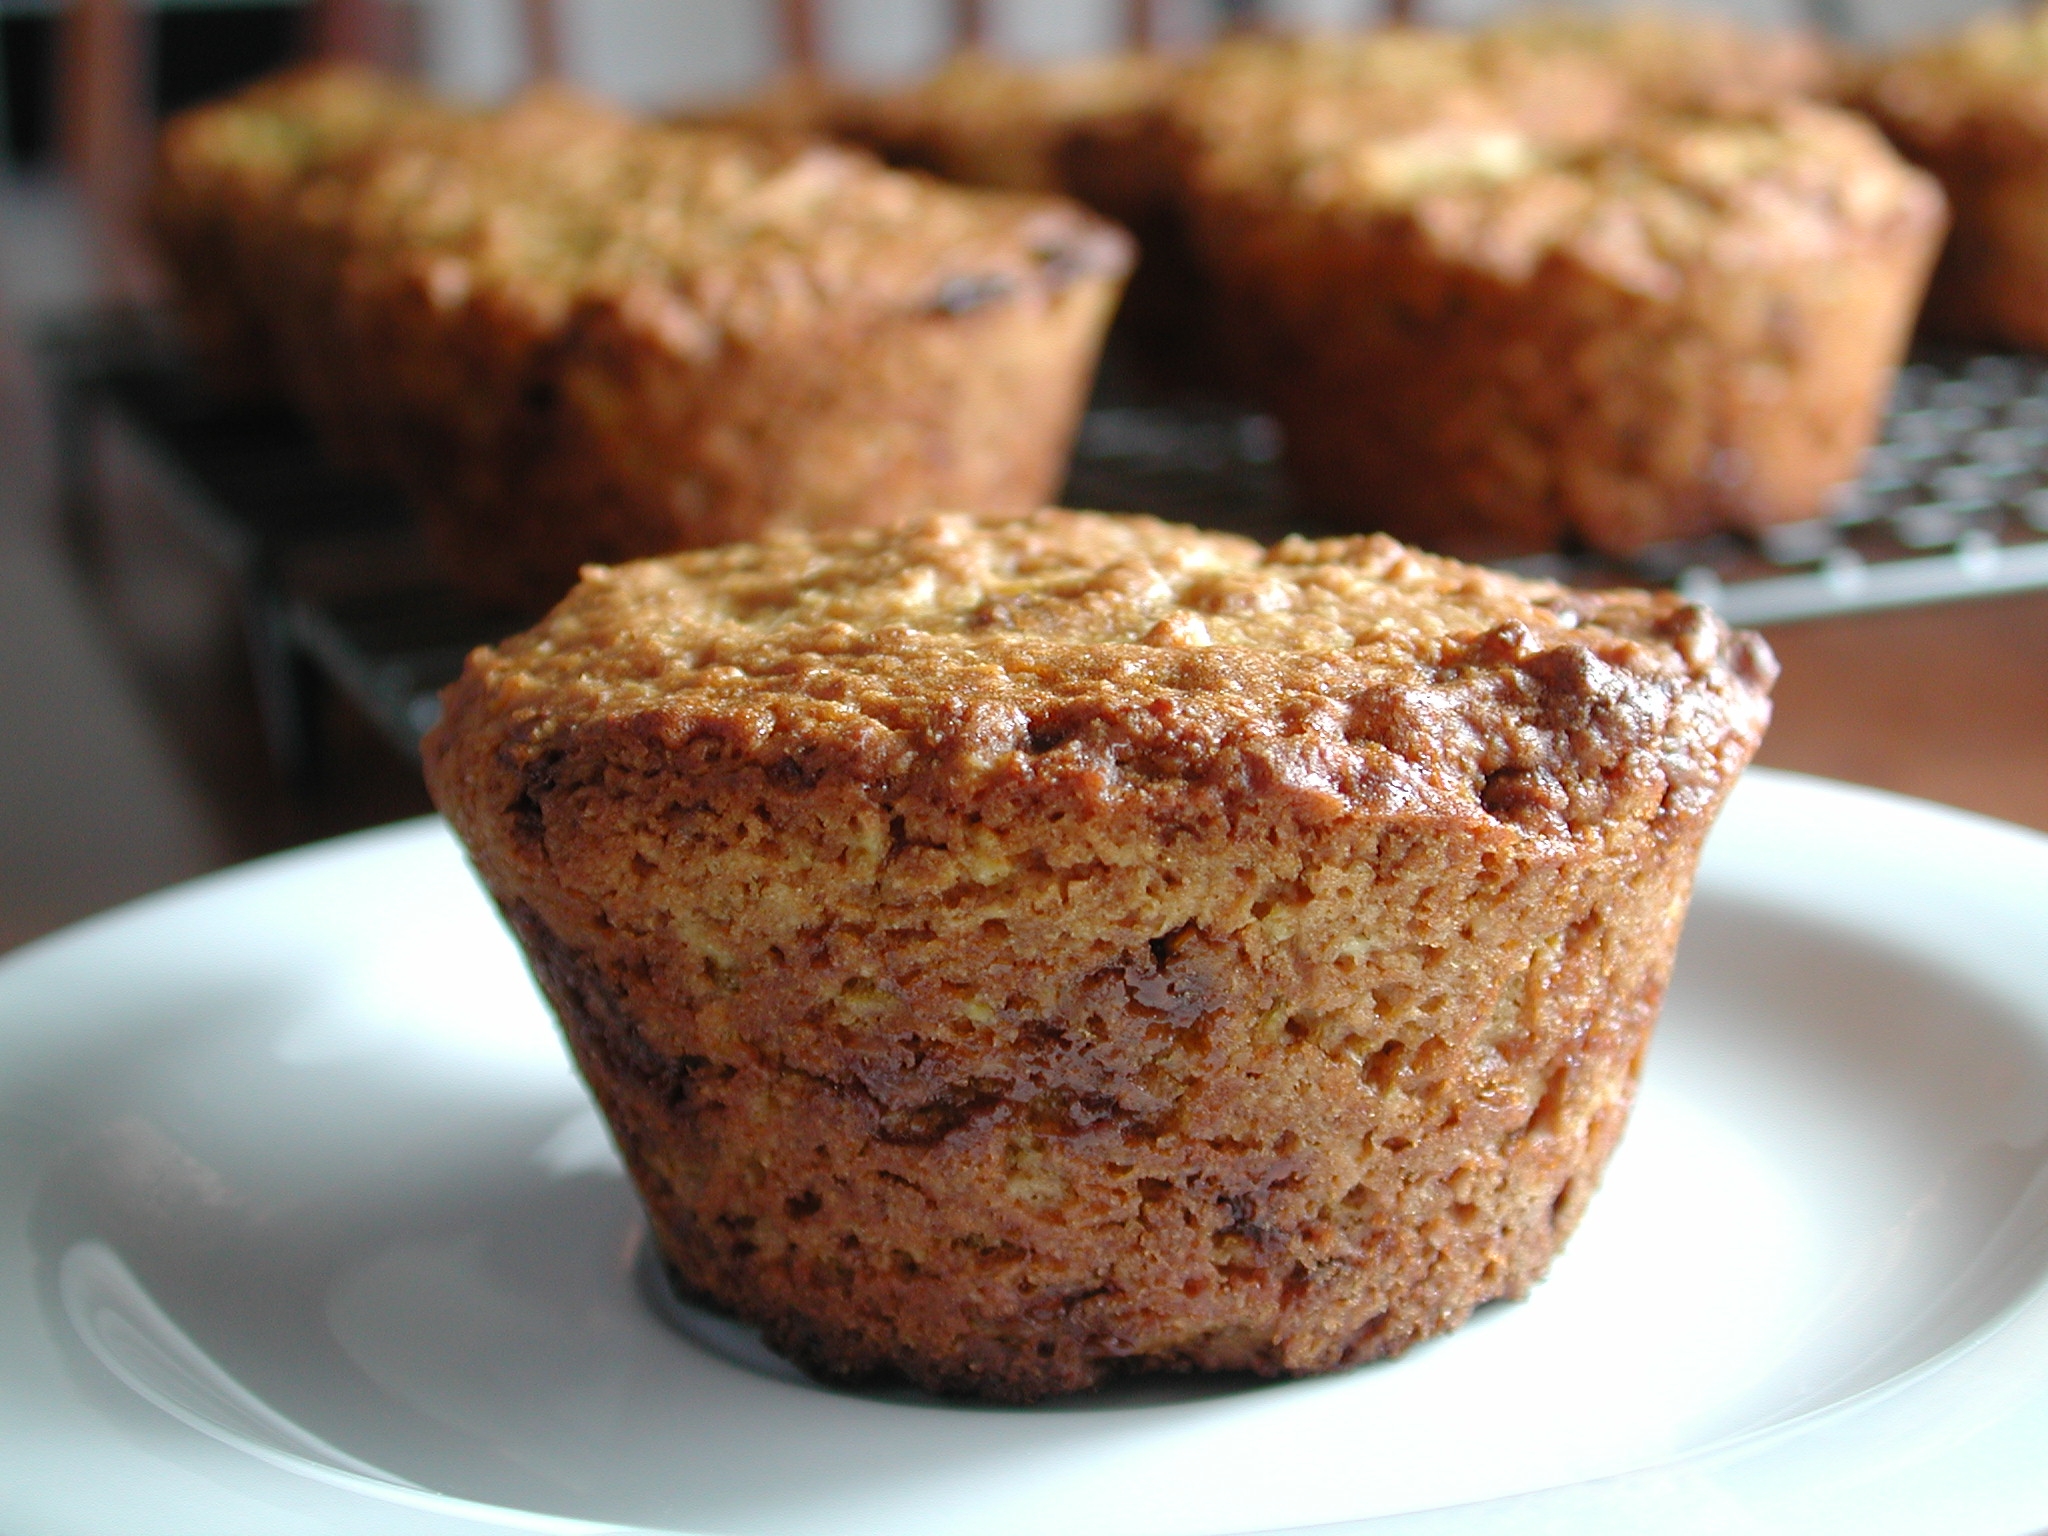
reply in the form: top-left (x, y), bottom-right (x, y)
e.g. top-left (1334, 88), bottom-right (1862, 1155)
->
top-left (3, 769), bottom-right (2047, 1536)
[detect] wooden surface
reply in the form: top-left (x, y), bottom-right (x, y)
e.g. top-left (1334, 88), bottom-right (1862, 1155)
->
top-left (779, 0), bottom-right (820, 75)
top-left (58, 0), bottom-right (151, 305)
top-left (952, 0), bottom-right (987, 49)
top-left (1755, 589), bottom-right (2048, 834)
top-left (520, 0), bottom-right (563, 82)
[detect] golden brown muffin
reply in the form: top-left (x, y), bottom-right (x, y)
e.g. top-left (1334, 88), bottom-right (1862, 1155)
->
top-left (1175, 28), bottom-right (1944, 557)
top-left (1487, 7), bottom-right (1838, 114)
top-left (425, 508), bottom-right (1775, 1402)
top-left (147, 63), bottom-right (443, 400)
top-left (154, 78), bottom-right (1131, 610)
top-left (1855, 5), bottom-right (2048, 348)
top-left (349, 97), bottom-right (1130, 609)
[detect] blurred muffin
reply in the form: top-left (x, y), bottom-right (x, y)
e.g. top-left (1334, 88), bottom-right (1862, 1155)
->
top-left (425, 508), bottom-right (1776, 1401)
top-left (833, 52), bottom-right (1181, 203)
top-left (687, 54), bottom-right (1183, 241)
top-left (346, 100), bottom-right (1130, 609)
top-left (154, 79), bottom-right (1132, 610)
top-left (1487, 7), bottom-right (1837, 113)
top-left (1855, 5), bottom-right (2048, 348)
top-left (147, 63), bottom-right (443, 401)
top-left (1174, 26), bottom-right (1943, 556)
top-left (710, 52), bottom-right (1209, 378)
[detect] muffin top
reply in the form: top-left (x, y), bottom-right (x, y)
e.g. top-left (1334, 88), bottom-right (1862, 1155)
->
top-left (430, 510), bottom-right (1774, 842)
top-left (1174, 11), bottom-right (1832, 170)
top-left (1856, 5), bottom-right (2048, 158)
top-left (1486, 8), bottom-right (1836, 112)
top-left (1175, 28), bottom-right (1937, 292)
top-left (154, 63), bottom-right (446, 204)
top-left (290, 86), bottom-right (1132, 338)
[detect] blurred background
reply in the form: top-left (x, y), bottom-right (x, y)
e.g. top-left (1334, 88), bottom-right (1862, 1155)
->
top-left (4, 0), bottom-right (2047, 954)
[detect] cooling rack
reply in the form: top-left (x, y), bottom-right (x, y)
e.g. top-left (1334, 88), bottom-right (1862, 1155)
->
top-left (42, 311), bottom-right (2048, 773)
top-left (1067, 353), bottom-right (2048, 629)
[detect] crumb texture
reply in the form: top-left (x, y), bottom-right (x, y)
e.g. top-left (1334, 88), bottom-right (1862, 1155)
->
top-left (427, 511), bottom-right (1774, 1400)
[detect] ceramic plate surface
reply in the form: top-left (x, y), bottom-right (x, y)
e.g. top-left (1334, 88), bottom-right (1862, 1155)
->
top-left (3, 769), bottom-right (2047, 1536)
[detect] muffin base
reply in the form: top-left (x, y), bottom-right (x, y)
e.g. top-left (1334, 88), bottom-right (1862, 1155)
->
top-left (364, 269), bottom-right (1121, 614)
top-left (1912, 150), bottom-right (2048, 350)
top-left (492, 775), bottom-right (1717, 1402)
top-left (1203, 208), bottom-right (1939, 558)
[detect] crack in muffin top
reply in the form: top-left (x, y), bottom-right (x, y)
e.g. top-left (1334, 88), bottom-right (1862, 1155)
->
top-left (441, 511), bottom-right (1775, 841)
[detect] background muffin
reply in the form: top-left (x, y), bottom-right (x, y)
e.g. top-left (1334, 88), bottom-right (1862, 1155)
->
top-left (1855, 4), bottom-right (2048, 349)
top-left (148, 63), bottom-right (444, 403)
top-left (425, 508), bottom-right (1775, 1401)
top-left (1174, 27), bottom-right (1944, 557)
top-left (828, 51), bottom-right (1181, 206)
top-left (153, 78), bottom-right (1133, 610)
top-left (727, 51), bottom-right (1207, 378)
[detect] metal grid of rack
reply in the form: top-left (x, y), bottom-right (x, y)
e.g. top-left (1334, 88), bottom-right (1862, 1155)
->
top-left (1066, 354), bottom-right (2048, 631)
top-left (43, 311), bottom-right (2048, 776)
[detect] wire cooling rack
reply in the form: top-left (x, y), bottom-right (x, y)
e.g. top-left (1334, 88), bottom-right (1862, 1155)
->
top-left (1068, 354), bottom-right (2048, 629)
top-left (42, 311), bottom-right (2048, 772)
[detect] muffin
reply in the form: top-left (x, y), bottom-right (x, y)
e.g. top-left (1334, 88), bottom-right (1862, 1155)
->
top-left (1174, 27), bottom-right (1945, 557)
top-left (1486, 7), bottom-right (1838, 115)
top-left (1855, 5), bottom-right (2048, 349)
top-left (147, 63), bottom-right (442, 401)
top-left (835, 50), bottom-right (1185, 227)
top-left (155, 79), bottom-right (1132, 611)
top-left (424, 508), bottom-right (1776, 1402)
top-left (711, 53), bottom-right (1210, 379)
top-left (357, 102), bottom-right (1131, 610)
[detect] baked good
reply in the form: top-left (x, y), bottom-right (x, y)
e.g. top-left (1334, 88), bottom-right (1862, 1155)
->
top-left (356, 102), bottom-right (1130, 609)
top-left (1854, 5), bottom-right (2048, 348)
top-left (424, 507), bottom-right (1776, 1401)
top-left (1486, 7), bottom-right (1837, 115)
top-left (1174, 26), bottom-right (1944, 556)
top-left (155, 80), bottom-right (1132, 611)
top-left (727, 52), bottom-right (1206, 379)
top-left (703, 53), bottom-right (1183, 242)
top-left (829, 50), bottom-right (1182, 209)
top-left (147, 63), bottom-right (441, 401)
